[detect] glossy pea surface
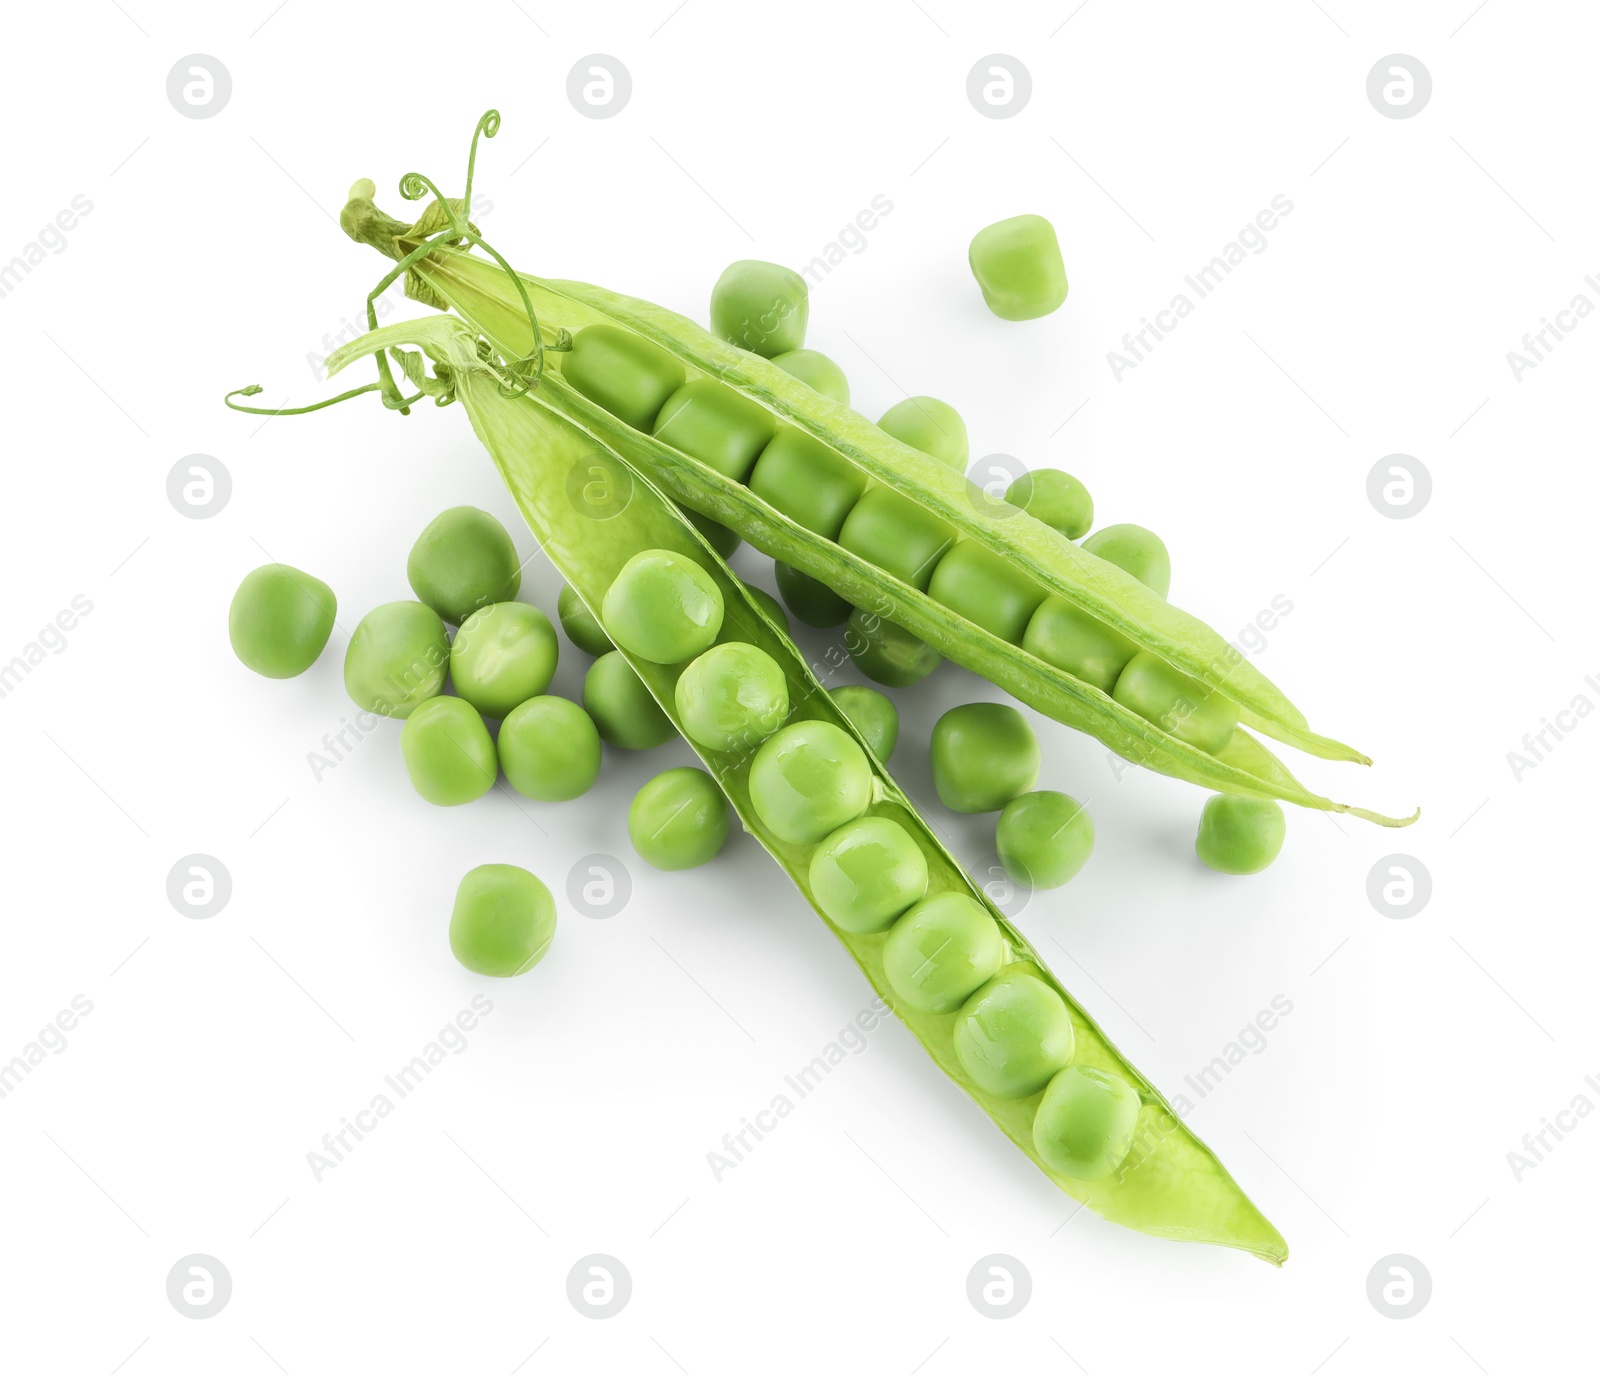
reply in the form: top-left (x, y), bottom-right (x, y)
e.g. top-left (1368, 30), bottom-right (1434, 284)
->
top-left (344, 601), bottom-right (450, 718)
top-left (498, 695), bottom-right (601, 802)
top-left (997, 791), bottom-right (1093, 889)
top-left (928, 541), bottom-right (1046, 644)
top-left (562, 324), bottom-right (685, 430)
top-left (750, 428), bottom-right (869, 539)
top-left (583, 651), bottom-right (675, 749)
top-left (846, 609), bottom-right (940, 688)
top-left (748, 720), bottom-right (873, 846)
top-left (406, 506), bottom-right (522, 626)
top-left (400, 696), bottom-right (497, 806)
top-left (1022, 597), bottom-right (1137, 694)
top-left (775, 562), bottom-right (851, 628)
top-left (952, 968), bottom-right (1076, 1099)
top-left (1195, 794), bottom-right (1286, 874)
top-left (229, 563), bottom-right (336, 678)
top-left (1113, 652), bottom-right (1238, 755)
top-left (1006, 469), bottom-right (1093, 540)
top-left (653, 379), bottom-right (775, 482)
top-left (1083, 523), bottom-right (1171, 599)
top-left (839, 487), bottom-right (956, 591)
top-left (450, 864), bottom-right (556, 977)
top-left (629, 767), bottom-right (730, 870)
top-left (674, 642), bottom-right (790, 753)
top-left (878, 396), bottom-right (968, 471)
top-left (968, 214), bottom-right (1069, 321)
top-left (828, 685), bottom-right (899, 762)
top-left (558, 583), bottom-right (613, 657)
top-left (931, 703), bottom-right (1039, 813)
top-left (602, 550), bottom-right (724, 665)
top-left (808, 816), bottom-right (928, 934)
top-left (882, 892), bottom-right (1005, 1014)
top-left (710, 259), bottom-right (808, 357)
top-left (449, 602), bottom-right (558, 719)
top-left (1033, 1066), bottom-right (1141, 1179)
top-left (770, 348), bottom-right (849, 404)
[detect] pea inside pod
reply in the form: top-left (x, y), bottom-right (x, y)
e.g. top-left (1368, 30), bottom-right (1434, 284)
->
top-left (878, 396), bottom-right (968, 472)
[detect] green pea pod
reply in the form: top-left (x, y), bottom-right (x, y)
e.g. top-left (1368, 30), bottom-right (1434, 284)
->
top-left (322, 313), bottom-right (1288, 1264)
top-left (340, 199), bottom-right (1414, 828)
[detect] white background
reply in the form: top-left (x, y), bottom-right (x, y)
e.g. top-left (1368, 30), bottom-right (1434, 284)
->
top-left (1, 1), bottom-right (1594, 1370)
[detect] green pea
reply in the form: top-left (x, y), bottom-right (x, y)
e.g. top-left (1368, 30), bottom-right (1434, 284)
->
top-left (228, 563), bottom-right (336, 678)
top-left (808, 816), bottom-right (928, 934)
top-left (770, 348), bottom-right (849, 404)
top-left (344, 601), bottom-right (450, 718)
top-left (674, 642), bottom-right (790, 753)
top-left (449, 863), bottom-right (556, 977)
top-left (744, 584), bottom-right (790, 633)
top-left (683, 508), bottom-right (742, 560)
top-left (748, 720), bottom-right (873, 846)
top-left (1022, 598), bottom-right (1136, 694)
top-left (1112, 652), bottom-right (1238, 755)
top-left (400, 696), bottom-right (498, 806)
top-left (931, 703), bottom-right (1039, 814)
top-left (1006, 470), bottom-right (1093, 540)
top-left (775, 561), bottom-right (851, 628)
top-left (952, 967), bottom-right (1076, 1099)
top-left (601, 549), bottom-right (724, 665)
top-left (629, 767), bottom-right (730, 870)
top-left (968, 214), bottom-right (1069, 321)
top-left (583, 651), bottom-right (675, 749)
top-left (653, 379), bottom-right (776, 483)
top-left (1195, 795), bottom-right (1286, 875)
top-left (750, 428), bottom-right (870, 539)
top-left (828, 684), bottom-right (899, 762)
top-left (1082, 523), bottom-right (1171, 599)
top-left (449, 602), bottom-right (559, 719)
top-left (1033, 1066), bottom-right (1141, 1180)
top-left (838, 487), bottom-right (957, 591)
top-left (882, 892), bottom-right (1005, 1014)
top-left (562, 324), bottom-right (686, 430)
top-left (846, 608), bottom-right (941, 688)
top-left (928, 540), bottom-right (1045, 644)
top-left (406, 506), bottom-right (522, 626)
top-left (878, 396), bottom-right (968, 472)
top-left (710, 259), bottom-right (808, 357)
top-left (996, 791), bottom-right (1093, 889)
top-left (557, 583), bottom-right (613, 657)
top-left (498, 695), bottom-right (601, 802)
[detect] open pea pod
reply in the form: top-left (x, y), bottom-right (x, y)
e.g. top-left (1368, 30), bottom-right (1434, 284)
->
top-left (322, 312), bottom-right (1288, 1264)
top-left (339, 196), bottom-right (1413, 827)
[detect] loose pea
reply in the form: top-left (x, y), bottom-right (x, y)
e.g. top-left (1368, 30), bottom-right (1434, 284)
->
top-left (838, 487), bottom-right (957, 591)
top-left (931, 703), bottom-right (1039, 814)
top-left (744, 584), bottom-right (790, 632)
top-left (770, 348), bottom-right (849, 404)
top-left (498, 695), bottom-right (601, 802)
top-left (928, 540), bottom-right (1045, 644)
top-left (653, 379), bottom-right (775, 483)
top-left (749, 428), bottom-right (869, 539)
top-left (583, 651), bottom-right (675, 749)
top-left (558, 583), bottom-right (613, 657)
top-left (228, 563), bottom-right (336, 678)
top-left (846, 608), bottom-right (941, 688)
top-left (684, 508), bottom-right (742, 560)
top-left (406, 506), bottom-right (522, 626)
top-left (710, 259), bottom-right (809, 357)
top-left (968, 214), bottom-right (1069, 321)
top-left (748, 720), bottom-right (873, 846)
top-left (1022, 597), bottom-right (1136, 694)
top-left (1033, 1066), bottom-right (1141, 1180)
top-left (878, 396), bottom-right (968, 472)
top-left (674, 642), bottom-right (790, 754)
top-left (808, 816), bottom-right (928, 934)
top-left (449, 602), bottom-right (559, 719)
top-left (344, 601), bottom-right (450, 718)
top-left (882, 893), bottom-right (1005, 1014)
top-left (449, 863), bottom-right (556, 977)
top-left (400, 696), bottom-right (498, 806)
top-left (562, 324), bottom-right (686, 430)
top-left (828, 684), bottom-right (899, 762)
top-left (1082, 523), bottom-right (1171, 599)
top-left (601, 550), bottom-right (724, 665)
top-left (1195, 794), bottom-right (1286, 874)
top-left (1112, 652), bottom-right (1238, 755)
top-left (628, 767), bottom-right (730, 870)
top-left (953, 968), bottom-right (1076, 1099)
top-left (775, 561), bottom-right (851, 628)
top-left (996, 791), bottom-right (1093, 889)
top-left (1006, 470), bottom-right (1093, 540)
